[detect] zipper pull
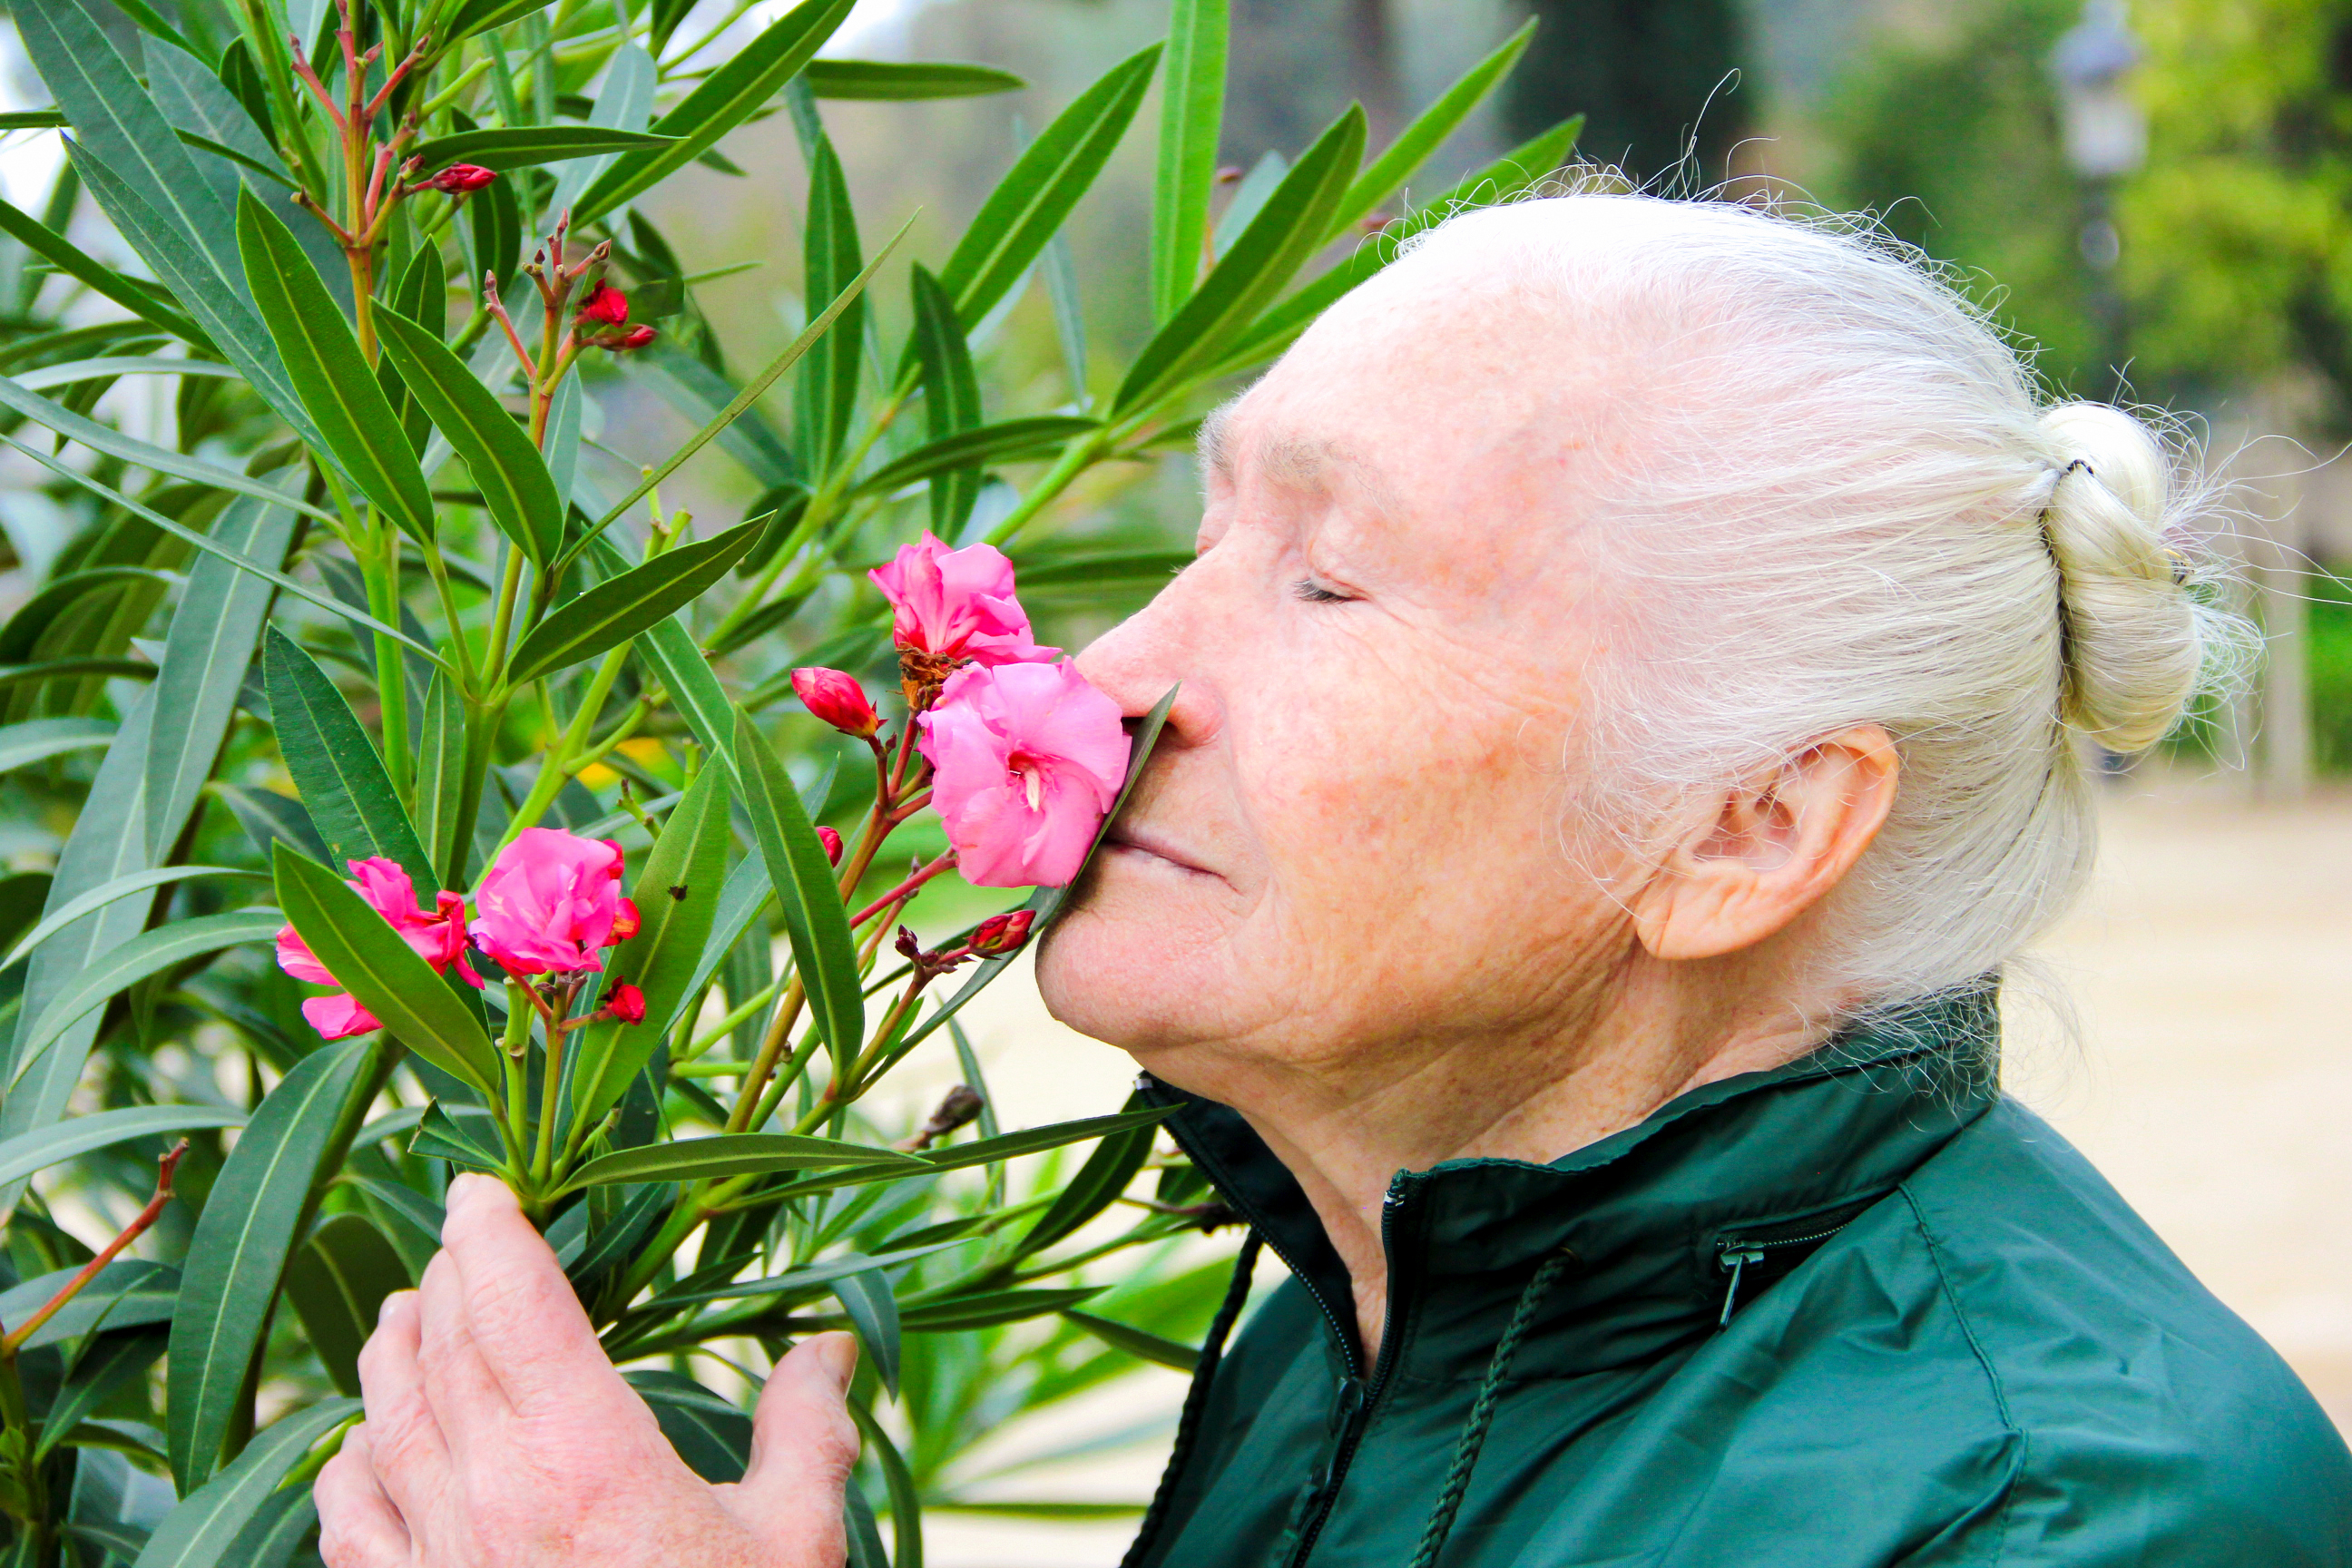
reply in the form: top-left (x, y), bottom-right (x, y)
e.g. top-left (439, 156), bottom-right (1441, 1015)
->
top-left (1717, 1245), bottom-right (1764, 1328)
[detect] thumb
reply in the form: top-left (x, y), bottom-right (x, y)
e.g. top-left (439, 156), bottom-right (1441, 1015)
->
top-left (720, 1332), bottom-right (862, 1564)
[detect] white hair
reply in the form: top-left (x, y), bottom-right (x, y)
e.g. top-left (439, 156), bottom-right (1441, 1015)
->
top-left (1389, 191), bottom-right (2249, 1014)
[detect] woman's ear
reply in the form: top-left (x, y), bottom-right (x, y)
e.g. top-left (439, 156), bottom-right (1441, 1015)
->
top-left (1631, 725), bottom-right (1900, 961)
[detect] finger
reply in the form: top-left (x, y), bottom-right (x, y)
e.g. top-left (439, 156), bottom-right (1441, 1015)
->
top-left (315, 1429), bottom-right (414, 1568)
top-left (354, 1291), bottom-right (450, 1524)
top-left (723, 1333), bottom-right (861, 1564)
top-left (438, 1173), bottom-right (621, 1414)
top-left (414, 1246), bottom-right (514, 1451)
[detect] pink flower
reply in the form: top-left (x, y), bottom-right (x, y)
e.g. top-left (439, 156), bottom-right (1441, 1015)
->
top-left (869, 533), bottom-right (1055, 666)
top-left (471, 829), bottom-right (632, 977)
top-left (916, 661), bottom-right (1130, 887)
top-left (793, 668), bottom-right (880, 738)
top-left (969, 908), bottom-right (1035, 956)
top-left (276, 858), bottom-right (481, 1039)
top-left (818, 826), bottom-right (844, 866)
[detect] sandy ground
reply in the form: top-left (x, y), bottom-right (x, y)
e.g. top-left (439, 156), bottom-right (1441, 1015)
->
top-left (913, 774), bottom-right (2352, 1566)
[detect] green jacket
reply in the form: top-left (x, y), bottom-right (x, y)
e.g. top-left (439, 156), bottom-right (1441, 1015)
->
top-left (1125, 988), bottom-right (2352, 1567)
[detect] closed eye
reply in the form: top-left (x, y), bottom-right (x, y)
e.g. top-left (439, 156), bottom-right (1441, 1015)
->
top-left (1291, 579), bottom-right (1357, 604)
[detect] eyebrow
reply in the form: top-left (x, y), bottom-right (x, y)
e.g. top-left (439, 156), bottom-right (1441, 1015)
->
top-left (1196, 399), bottom-right (1404, 521)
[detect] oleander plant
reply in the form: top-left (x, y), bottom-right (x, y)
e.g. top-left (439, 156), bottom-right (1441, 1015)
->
top-left (0, 0), bottom-right (1571, 1560)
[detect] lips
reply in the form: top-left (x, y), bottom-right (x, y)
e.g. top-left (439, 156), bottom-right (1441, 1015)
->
top-left (1102, 822), bottom-right (1212, 878)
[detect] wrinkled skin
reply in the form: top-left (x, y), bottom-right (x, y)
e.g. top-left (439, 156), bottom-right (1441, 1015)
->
top-left (315, 1177), bottom-right (861, 1568)
top-left (318, 249), bottom-right (1898, 1560)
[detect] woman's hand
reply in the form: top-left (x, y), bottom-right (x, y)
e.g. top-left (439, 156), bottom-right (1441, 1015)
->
top-left (314, 1174), bottom-right (861, 1568)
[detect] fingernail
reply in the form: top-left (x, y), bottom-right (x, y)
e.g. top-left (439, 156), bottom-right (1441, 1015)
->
top-left (377, 1290), bottom-right (415, 1325)
top-left (816, 1332), bottom-right (858, 1394)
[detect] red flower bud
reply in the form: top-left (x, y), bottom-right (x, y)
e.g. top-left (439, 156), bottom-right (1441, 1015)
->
top-left (818, 826), bottom-right (844, 866)
top-left (792, 667), bottom-right (881, 739)
top-left (607, 897), bottom-right (641, 945)
top-left (969, 907), bottom-right (1035, 957)
top-left (614, 324), bottom-right (656, 350)
top-left (576, 282), bottom-right (628, 326)
top-left (602, 980), bottom-right (647, 1024)
top-left (427, 163), bottom-right (497, 193)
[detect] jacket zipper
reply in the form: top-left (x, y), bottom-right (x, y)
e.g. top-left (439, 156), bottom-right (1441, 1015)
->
top-left (1281, 1173), bottom-right (1415, 1568)
top-left (1714, 1223), bottom-right (1850, 1326)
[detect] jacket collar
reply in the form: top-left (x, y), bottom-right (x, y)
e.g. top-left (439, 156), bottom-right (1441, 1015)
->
top-left (1142, 985), bottom-right (2003, 1383)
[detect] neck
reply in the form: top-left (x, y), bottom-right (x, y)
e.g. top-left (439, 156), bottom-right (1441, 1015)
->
top-left (1143, 956), bottom-right (1830, 1360)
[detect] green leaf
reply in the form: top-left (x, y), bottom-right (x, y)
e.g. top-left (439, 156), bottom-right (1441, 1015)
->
top-left (1113, 105), bottom-right (1367, 416)
top-left (898, 1286), bottom-right (1101, 1332)
top-left (574, 0), bottom-right (859, 226)
top-left (632, 612), bottom-right (739, 776)
top-left (282, 1211), bottom-right (411, 1396)
top-left (11, 910), bottom-right (280, 1071)
top-left (380, 246), bottom-right (446, 457)
top-left (166, 1036), bottom-right (370, 1493)
top-left (407, 1101), bottom-right (505, 1172)
top-left (272, 847), bottom-right (501, 1097)
top-left (1214, 115), bottom-right (1585, 376)
top-left (907, 262), bottom-right (984, 534)
top-left (1, 867), bottom-right (263, 971)
top-left (416, 672), bottom-right (467, 889)
top-left (1061, 1308), bottom-right (1200, 1371)
top-left (550, 45), bottom-right (657, 220)
top-left (405, 125), bottom-right (674, 172)
top-left (0, 374), bottom-right (328, 524)
top-left (0, 196), bottom-right (206, 343)
top-left (567, 217), bottom-right (912, 570)
top-left (1008, 549), bottom-right (1191, 600)
top-left (0, 568), bottom-right (175, 663)
top-left (797, 135), bottom-right (864, 473)
top-left (848, 1396), bottom-right (923, 1568)
top-left (0, 717), bottom-right (114, 773)
top-left (936, 44), bottom-right (1161, 329)
top-left (11, 358), bottom-right (245, 393)
top-left (508, 520), bottom-right (763, 690)
top-left (564, 1134), bottom-right (922, 1191)
top-left (646, 1236), bottom-right (969, 1308)
top-left (566, 763), bottom-right (732, 1131)
top-left (805, 60), bottom-right (1024, 98)
top-left (832, 1262), bottom-right (903, 1396)
top-left (263, 628), bottom-right (436, 891)
top-left (0, 1259), bottom-right (177, 1349)
top-left (632, 345), bottom-right (799, 491)
top-left (856, 415), bottom-right (1100, 498)
top-left (133, 1396), bottom-right (359, 1568)
top-left (146, 494), bottom-right (299, 853)
top-left (0, 658), bottom-right (153, 693)
top-left (0, 442), bottom-right (439, 681)
top-left (34, 1327), bottom-right (168, 1461)
top-left (629, 1372), bottom-right (753, 1484)
top-left (1014, 1095), bottom-right (1157, 1257)
top-left (1325, 19), bottom-right (1536, 240)
top-left (734, 710), bottom-right (863, 1067)
top-left (237, 190), bottom-right (437, 542)
top-left (0, 1103), bottom-right (245, 1191)
top-left (1150, 0), bottom-right (1230, 323)
top-left (664, 851), bottom-right (774, 1037)
top-left (373, 303), bottom-right (562, 565)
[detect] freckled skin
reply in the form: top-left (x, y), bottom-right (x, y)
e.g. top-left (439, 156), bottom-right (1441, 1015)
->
top-left (1037, 258), bottom-right (1900, 1355)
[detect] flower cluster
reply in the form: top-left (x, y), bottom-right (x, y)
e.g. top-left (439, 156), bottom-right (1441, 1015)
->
top-left (276, 831), bottom-right (643, 1040)
top-left (793, 533), bottom-right (1129, 888)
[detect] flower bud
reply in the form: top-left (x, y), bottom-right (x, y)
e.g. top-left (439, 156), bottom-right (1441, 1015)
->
top-left (895, 1083), bottom-right (987, 1151)
top-left (614, 324), bottom-right (657, 350)
top-left (427, 163), bottom-right (497, 193)
top-left (818, 826), bottom-right (844, 866)
top-left (792, 668), bottom-right (880, 739)
top-left (608, 897), bottom-right (641, 945)
top-left (576, 282), bottom-right (628, 326)
top-left (895, 925), bottom-right (923, 962)
top-left (968, 908), bottom-right (1035, 957)
top-left (602, 980), bottom-right (646, 1024)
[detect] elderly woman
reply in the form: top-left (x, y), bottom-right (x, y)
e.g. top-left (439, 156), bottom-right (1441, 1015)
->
top-left (316, 194), bottom-right (2352, 1568)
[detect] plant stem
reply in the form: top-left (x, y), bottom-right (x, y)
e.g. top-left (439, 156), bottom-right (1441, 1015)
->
top-left (363, 518), bottom-right (414, 799)
top-left (674, 979), bottom-right (783, 1066)
top-left (723, 977), bottom-right (805, 1134)
top-left (984, 428), bottom-right (1112, 547)
top-left (485, 542), bottom-right (526, 681)
top-left (0, 1142), bottom-right (188, 1357)
top-left (847, 852), bottom-right (956, 929)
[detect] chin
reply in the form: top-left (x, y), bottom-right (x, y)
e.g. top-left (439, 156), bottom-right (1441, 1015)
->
top-left (1035, 871), bottom-right (1222, 1052)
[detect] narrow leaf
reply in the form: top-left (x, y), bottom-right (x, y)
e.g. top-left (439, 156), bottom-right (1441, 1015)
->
top-left (805, 61), bottom-right (1024, 98)
top-left (936, 44), bottom-right (1161, 329)
top-left (797, 135), bottom-right (863, 473)
top-left (1, 867), bottom-right (264, 972)
top-left (1151, 0), bottom-right (1230, 322)
top-left (0, 1260), bottom-right (177, 1349)
top-left (34, 1328), bottom-right (169, 1461)
top-left (565, 763), bottom-right (732, 1129)
top-left (898, 1286), bottom-right (1101, 1332)
top-left (833, 1264), bottom-right (901, 1396)
top-left (406, 125), bottom-right (674, 172)
top-left (237, 190), bottom-right (437, 541)
top-left (133, 1396), bottom-right (359, 1568)
top-left (166, 1037), bottom-right (370, 1493)
top-left (0, 375), bottom-right (328, 524)
top-left (416, 672), bottom-right (467, 888)
top-left (263, 628), bottom-right (436, 890)
top-left (909, 262), bottom-right (982, 534)
top-left (0, 717), bottom-right (114, 773)
top-left (550, 45), bottom-right (657, 220)
top-left (0, 1104), bottom-right (245, 1191)
top-left (12, 910), bottom-right (281, 1073)
top-left (374, 303), bottom-right (562, 564)
top-left (1061, 1308), bottom-right (1200, 1370)
top-left (856, 415), bottom-right (1099, 498)
top-left (272, 846), bottom-right (501, 1097)
top-left (0, 196), bottom-right (205, 343)
top-left (282, 1211), bottom-right (411, 1396)
top-left (505, 520), bottom-right (762, 688)
top-left (1325, 20), bottom-right (1536, 240)
top-left (734, 711), bottom-right (862, 1066)
top-left (564, 1134), bottom-right (922, 1191)
top-left (574, 0), bottom-right (860, 225)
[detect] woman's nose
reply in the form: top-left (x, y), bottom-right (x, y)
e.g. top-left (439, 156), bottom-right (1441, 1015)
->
top-left (1073, 574), bottom-right (1221, 744)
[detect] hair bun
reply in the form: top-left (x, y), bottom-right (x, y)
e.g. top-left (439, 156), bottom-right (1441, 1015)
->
top-left (2035, 402), bottom-right (2201, 753)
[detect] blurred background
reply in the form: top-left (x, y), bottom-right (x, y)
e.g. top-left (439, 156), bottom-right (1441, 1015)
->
top-left (4, 0), bottom-right (2350, 1562)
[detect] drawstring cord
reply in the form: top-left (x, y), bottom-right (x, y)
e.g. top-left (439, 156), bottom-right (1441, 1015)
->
top-left (1119, 1230), bottom-right (1262, 1568)
top-left (1406, 1249), bottom-right (1575, 1568)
